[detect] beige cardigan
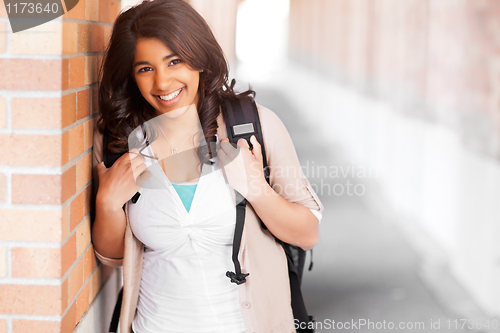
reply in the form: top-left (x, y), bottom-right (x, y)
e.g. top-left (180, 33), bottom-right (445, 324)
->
top-left (92, 104), bottom-right (324, 333)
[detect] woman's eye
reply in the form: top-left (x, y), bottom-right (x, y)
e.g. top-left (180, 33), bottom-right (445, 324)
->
top-left (169, 59), bottom-right (182, 66)
top-left (138, 67), bottom-right (152, 73)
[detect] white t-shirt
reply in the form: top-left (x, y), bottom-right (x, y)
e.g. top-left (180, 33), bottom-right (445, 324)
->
top-left (129, 151), bottom-right (246, 333)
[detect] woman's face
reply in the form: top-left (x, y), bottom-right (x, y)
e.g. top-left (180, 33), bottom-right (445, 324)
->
top-left (133, 37), bottom-right (201, 115)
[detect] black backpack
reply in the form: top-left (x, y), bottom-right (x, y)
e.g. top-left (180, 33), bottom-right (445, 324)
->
top-left (104, 96), bottom-right (315, 333)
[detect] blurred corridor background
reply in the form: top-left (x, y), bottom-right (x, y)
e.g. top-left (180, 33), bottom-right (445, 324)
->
top-left (1, 0), bottom-right (499, 332)
top-left (187, 0), bottom-right (500, 332)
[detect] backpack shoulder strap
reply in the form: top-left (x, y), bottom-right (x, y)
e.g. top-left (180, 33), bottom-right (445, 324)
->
top-left (222, 96), bottom-right (270, 285)
top-left (221, 97), bottom-right (270, 183)
top-left (222, 97), bottom-right (315, 330)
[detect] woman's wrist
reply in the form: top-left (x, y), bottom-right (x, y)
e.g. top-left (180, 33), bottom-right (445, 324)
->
top-left (246, 177), bottom-right (271, 203)
top-left (96, 191), bottom-right (124, 213)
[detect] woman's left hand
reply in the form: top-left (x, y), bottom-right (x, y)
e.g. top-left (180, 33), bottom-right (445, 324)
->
top-left (217, 135), bottom-right (267, 201)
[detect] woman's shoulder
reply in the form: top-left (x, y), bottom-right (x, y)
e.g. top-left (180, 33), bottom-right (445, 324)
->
top-left (255, 103), bottom-right (281, 126)
top-left (255, 103), bottom-right (293, 148)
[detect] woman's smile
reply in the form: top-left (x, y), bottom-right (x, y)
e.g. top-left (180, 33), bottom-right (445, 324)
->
top-left (155, 87), bottom-right (184, 105)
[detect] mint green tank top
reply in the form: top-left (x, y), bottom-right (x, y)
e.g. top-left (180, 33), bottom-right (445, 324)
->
top-left (170, 181), bottom-right (198, 212)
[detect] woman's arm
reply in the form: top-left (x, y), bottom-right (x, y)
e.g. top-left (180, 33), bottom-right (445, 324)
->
top-left (246, 178), bottom-right (319, 250)
top-left (91, 126), bottom-right (149, 260)
top-left (218, 105), bottom-right (323, 251)
top-left (92, 187), bottom-right (127, 260)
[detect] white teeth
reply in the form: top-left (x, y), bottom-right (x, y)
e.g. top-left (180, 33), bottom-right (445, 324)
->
top-left (158, 88), bottom-right (182, 101)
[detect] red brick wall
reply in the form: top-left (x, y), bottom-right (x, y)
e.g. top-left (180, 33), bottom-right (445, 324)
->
top-left (0, 0), bottom-right (120, 332)
top-left (289, 0), bottom-right (500, 158)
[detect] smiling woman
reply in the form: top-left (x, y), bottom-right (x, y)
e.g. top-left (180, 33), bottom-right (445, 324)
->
top-left (91, 1), bottom-right (323, 333)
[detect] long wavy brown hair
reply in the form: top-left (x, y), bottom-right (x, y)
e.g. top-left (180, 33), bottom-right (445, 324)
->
top-left (97, 0), bottom-right (254, 164)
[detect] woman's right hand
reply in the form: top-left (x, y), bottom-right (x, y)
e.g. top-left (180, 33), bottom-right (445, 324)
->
top-left (95, 148), bottom-right (151, 211)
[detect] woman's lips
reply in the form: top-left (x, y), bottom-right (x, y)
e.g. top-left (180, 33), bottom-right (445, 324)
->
top-left (156, 87), bottom-right (183, 105)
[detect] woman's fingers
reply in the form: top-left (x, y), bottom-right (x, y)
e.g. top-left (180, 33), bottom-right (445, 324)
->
top-left (130, 151), bottom-right (146, 169)
top-left (237, 138), bottom-right (250, 150)
top-left (250, 135), bottom-right (262, 161)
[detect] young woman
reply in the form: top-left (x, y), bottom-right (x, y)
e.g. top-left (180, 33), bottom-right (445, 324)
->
top-left (91, 1), bottom-right (324, 332)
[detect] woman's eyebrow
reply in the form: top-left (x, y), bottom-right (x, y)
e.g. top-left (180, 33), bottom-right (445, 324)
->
top-left (133, 53), bottom-right (177, 68)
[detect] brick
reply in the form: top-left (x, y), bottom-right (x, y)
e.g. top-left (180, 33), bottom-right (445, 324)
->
top-left (62, 165), bottom-right (77, 204)
top-left (89, 265), bottom-right (102, 302)
top-left (62, 93), bottom-right (77, 128)
top-left (83, 244), bottom-right (96, 281)
top-left (0, 173), bottom-right (5, 203)
top-left (0, 59), bottom-right (62, 90)
top-left (87, 0), bottom-right (99, 21)
top-left (61, 277), bottom-right (68, 311)
top-left (0, 209), bottom-right (62, 242)
top-left (85, 55), bottom-right (98, 85)
top-left (91, 24), bottom-right (104, 52)
top-left (70, 188), bottom-right (86, 231)
top-left (69, 57), bottom-right (85, 89)
top-left (12, 320), bottom-right (60, 333)
top-left (103, 25), bottom-right (112, 48)
top-left (61, 301), bottom-right (75, 333)
top-left (11, 98), bottom-right (62, 129)
top-left (0, 22), bottom-right (6, 54)
top-left (99, 0), bottom-right (110, 23)
top-left (61, 233), bottom-right (76, 276)
top-left (0, 134), bottom-right (62, 166)
top-left (62, 58), bottom-right (70, 91)
top-left (11, 167), bottom-right (75, 205)
top-left (0, 96), bottom-right (5, 128)
top-left (77, 89), bottom-right (90, 121)
top-left (109, 0), bottom-right (121, 23)
top-left (77, 23), bottom-right (91, 53)
top-left (62, 205), bottom-right (70, 240)
top-left (12, 174), bottom-right (61, 205)
top-left (84, 119), bottom-right (94, 151)
top-left (63, 22), bottom-right (78, 54)
top-left (62, 130), bottom-right (70, 165)
top-left (68, 257), bottom-right (83, 301)
top-left (63, 0), bottom-right (85, 20)
top-left (0, 246), bottom-right (6, 277)
top-left (76, 152), bottom-right (92, 190)
top-left (69, 123), bottom-right (84, 160)
top-left (75, 282), bottom-right (90, 322)
top-left (11, 21), bottom-right (62, 55)
top-left (0, 319), bottom-right (5, 333)
top-left (0, 284), bottom-right (61, 315)
top-left (76, 217), bottom-right (90, 257)
top-left (84, 185), bottom-right (92, 216)
top-left (11, 247), bottom-right (61, 278)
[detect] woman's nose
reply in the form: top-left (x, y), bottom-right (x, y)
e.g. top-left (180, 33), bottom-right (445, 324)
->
top-left (154, 68), bottom-right (174, 91)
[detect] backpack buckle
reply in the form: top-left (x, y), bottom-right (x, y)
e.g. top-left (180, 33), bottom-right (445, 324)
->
top-left (226, 271), bottom-right (250, 285)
